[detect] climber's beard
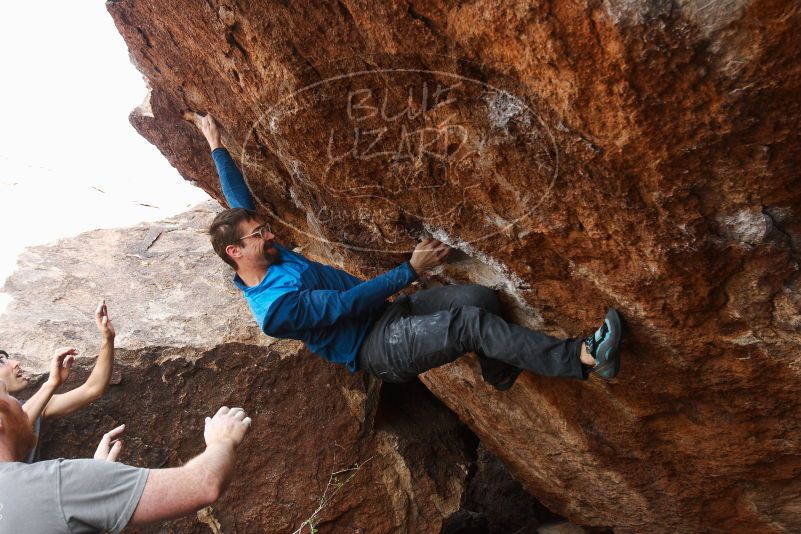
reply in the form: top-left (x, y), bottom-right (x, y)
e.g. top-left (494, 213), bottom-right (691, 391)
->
top-left (263, 241), bottom-right (281, 265)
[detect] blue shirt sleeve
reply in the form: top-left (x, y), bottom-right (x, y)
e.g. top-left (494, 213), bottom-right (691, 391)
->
top-left (262, 262), bottom-right (418, 333)
top-left (212, 147), bottom-right (256, 210)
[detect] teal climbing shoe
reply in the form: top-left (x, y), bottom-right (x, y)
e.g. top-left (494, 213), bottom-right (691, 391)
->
top-left (585, 308), bottom-right (622, 380)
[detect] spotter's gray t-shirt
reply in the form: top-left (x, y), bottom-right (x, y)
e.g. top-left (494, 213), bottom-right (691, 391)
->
top-left (0, 459), bottom-right (149, 534)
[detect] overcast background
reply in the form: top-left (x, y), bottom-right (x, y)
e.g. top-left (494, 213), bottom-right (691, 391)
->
top-left (0, 3), bottom-right (210, 312)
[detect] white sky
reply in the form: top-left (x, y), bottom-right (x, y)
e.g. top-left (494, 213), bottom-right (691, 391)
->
top-left (0, 3), bottom-right (211, 312)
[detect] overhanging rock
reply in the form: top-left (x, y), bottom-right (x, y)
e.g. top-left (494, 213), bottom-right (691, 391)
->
top-left (104, 1), bottom-right (801, 531)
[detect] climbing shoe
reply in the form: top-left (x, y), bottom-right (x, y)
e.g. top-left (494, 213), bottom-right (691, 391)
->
top-left (490, 367), bottom-right (522, 391)
top-left (585, 308), bottom-right (622, 380)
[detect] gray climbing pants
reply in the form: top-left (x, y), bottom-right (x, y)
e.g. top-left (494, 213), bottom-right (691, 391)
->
top-left (357, 284), bottom-right (585, 383)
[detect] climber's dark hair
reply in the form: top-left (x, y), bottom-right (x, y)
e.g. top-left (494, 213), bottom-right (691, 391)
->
top-left (208, 208), bottom-right (259, 269)
top-left (0, 350), bottom-right (8, 364)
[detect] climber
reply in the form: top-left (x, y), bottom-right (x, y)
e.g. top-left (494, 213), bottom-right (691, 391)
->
top-left (0, 377), bottom-right (251, 534)
top-left (193, 113), bottom-right (622, 389)
top-left (0, 300), bottom-right (117, 462)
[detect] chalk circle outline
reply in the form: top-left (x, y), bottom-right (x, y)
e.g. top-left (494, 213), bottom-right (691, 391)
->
top-left (240, 66), bottom-right (559, 254)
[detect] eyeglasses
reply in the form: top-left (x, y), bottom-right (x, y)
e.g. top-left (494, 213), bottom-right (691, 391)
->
top-left (239, 225), bottom-right (271, 241)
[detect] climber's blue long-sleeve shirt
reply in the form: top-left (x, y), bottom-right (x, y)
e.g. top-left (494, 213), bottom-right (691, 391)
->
top-left (212, 148), bottom-right (417, 371)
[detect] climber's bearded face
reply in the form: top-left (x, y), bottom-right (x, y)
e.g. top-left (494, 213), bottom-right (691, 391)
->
top-left (237, 218), bottom-right (281, 267)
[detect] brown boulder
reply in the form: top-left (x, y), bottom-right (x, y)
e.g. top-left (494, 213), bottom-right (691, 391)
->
top-left (103, 1), bottom-right (801, 532)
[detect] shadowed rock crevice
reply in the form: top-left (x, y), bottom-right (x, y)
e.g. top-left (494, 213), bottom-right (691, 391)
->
top-left (441, 440), bottom-right (562, 534)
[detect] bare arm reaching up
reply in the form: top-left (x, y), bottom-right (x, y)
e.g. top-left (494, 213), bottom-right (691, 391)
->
top-left (21, 347), bottom-right (76, 423)
top-left (130, 406), bottom-right (252, 525)
top-left (42, 301), bottom-right (116, 419)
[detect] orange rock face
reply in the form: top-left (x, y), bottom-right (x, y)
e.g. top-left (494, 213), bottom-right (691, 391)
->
top-left (107, 1), bottom-right (801, 532)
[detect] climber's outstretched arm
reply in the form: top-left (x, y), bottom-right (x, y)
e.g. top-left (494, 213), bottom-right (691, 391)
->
top-left (195, 113), bottom-right (255, 210)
